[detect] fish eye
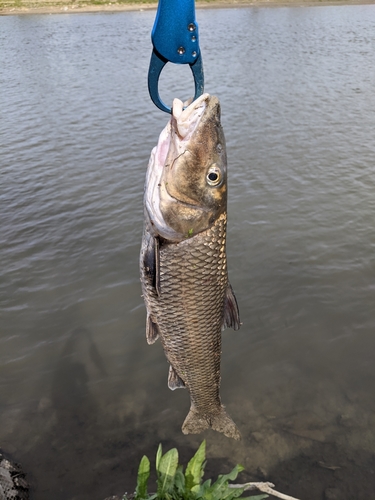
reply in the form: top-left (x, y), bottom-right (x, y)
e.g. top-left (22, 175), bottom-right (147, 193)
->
top-left (206, 165), bottom-right (222, 186)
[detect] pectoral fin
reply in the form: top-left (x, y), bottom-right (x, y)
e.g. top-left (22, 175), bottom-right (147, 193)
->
top-left (168, 365), bottom-right (186, 390)
top-left (223, 283), bottom-right (240, 331)
top-left (142, 234), bottom-right (160, 296)
top-left (146, 314), bottom-right (160, 344)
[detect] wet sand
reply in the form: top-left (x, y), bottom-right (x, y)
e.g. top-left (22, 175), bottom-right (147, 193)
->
top-left (1, 0), bottom-right (374, 16)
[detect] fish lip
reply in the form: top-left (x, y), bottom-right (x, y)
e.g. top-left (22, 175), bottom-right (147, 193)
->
top-left (172, 93), bottom-right (210, 140)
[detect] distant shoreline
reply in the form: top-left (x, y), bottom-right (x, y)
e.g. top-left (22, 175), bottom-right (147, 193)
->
top-left (1, 0), bottom-right (374, 16)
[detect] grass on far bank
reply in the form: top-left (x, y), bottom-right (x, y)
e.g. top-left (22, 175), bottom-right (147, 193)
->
top-left (0, 0), bottom-right (238, 11)
top-left (0, 0), bottom-right (360, 18)
top-left (0, 0), bottom-right (151, 8)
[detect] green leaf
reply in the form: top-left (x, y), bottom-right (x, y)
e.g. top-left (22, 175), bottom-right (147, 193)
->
top-left (156, 447), bottom-right (179, 498)
top-left (185, 440), bottom-right (206, 491)
top-left (174, 466), bottom-right (186, 497)
top-left (226, 488), bottom-right (251, 500)
top-left (191, 478), bottom-right (211, 498)
top-left (219, 464), bottom-right (245, 483)
top-left (201, 479), bottom-right (212, 490)
top-left (135, 455), bottom-right (150, 500)
top-left (204, 465), bottom-right (245, 499)
top-left (214, 464), bottom-right (244, 488)
top-left (156, 444), bottom-right (162, 472)
top-left (218, 486), bottom-right (245, 500)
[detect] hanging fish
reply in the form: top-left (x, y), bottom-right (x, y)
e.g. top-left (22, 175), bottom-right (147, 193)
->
top-left (140, 93), bottom-right (240, 440)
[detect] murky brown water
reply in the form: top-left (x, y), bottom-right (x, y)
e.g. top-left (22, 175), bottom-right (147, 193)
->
top-left (1, 6), bottom-right (375, 499)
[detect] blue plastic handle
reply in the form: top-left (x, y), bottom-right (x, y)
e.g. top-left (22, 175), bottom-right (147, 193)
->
top-left (148, 0), bottom-right (204, 114)
top-left (152, 0), bottom-right (200, 64)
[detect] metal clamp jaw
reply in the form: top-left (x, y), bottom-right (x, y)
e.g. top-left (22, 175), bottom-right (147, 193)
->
top-left (148, 0), bottom-right (204, 113)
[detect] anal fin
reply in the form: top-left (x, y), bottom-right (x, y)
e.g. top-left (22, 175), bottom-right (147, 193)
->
top-left (146, 314), bottom-right (159, 344)
top-left (168, 365), bottom-right (186, 390)
top-left (223, 283), bottom-right (241, 331)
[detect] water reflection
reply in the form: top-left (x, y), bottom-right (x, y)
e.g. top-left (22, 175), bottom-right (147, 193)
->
top-left (1, 4), bottom-right (375, 500)
top-left (50, 327), bottom-right (106, 425)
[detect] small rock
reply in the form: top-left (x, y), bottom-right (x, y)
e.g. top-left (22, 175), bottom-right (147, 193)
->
top-left (0, 450), bottom-right (29, 500)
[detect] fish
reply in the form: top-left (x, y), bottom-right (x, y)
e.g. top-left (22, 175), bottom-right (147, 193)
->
top-left (140, 93), bottom-right (241, 440)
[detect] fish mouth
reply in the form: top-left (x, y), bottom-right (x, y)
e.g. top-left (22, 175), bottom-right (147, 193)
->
top-left (172, 93), bottom-right (209, 140)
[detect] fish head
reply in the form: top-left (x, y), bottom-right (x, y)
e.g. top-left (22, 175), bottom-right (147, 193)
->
top-left (145, 93), bottom-right (227, 241)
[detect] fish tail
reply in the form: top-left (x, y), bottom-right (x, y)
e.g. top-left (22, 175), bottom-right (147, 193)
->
top-left (211, 407), bottom-right (241, 440)
top-left (182, 406), bottom-right (241, 440)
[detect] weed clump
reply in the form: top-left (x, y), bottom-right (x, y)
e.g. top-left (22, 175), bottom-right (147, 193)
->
top-left (127, 441), bottom-right (268, 500)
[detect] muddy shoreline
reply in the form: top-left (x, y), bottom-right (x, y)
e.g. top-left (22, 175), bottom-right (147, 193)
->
top-left (1, 0), bottom-right (374, 16)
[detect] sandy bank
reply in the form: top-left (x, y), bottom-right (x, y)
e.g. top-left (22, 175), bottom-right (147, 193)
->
top-left (1, 0), bottom-right (374, 15)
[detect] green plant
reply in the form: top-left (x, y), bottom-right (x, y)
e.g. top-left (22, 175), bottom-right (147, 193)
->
top-left (127, 441), bottom-right (268, 500)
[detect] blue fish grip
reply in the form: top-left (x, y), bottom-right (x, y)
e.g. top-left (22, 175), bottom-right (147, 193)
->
top-left (152, 0), bottom-right (200, 64)
top-left (148, 0), bottom-right (204, 114)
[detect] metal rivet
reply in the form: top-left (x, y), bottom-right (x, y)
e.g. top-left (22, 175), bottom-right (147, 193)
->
top-left (191, 35), bottom-right (196, 42)
top-left (177, 46), bottom-right (185, 55)
top-left (188, 23), bottom-right (196, 32)
top-left (192, 51), bottom-right (197, 57)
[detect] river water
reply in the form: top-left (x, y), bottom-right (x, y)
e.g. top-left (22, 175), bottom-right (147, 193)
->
top-left (1, 5), bottom-right (375, 500)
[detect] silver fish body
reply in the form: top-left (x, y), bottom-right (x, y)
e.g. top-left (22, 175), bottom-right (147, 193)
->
top-left (140, 94), bottom-right (240, 439)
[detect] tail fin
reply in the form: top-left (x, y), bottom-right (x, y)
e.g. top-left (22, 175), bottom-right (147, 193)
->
top-left (182, 406), bottom-right (241, 440)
